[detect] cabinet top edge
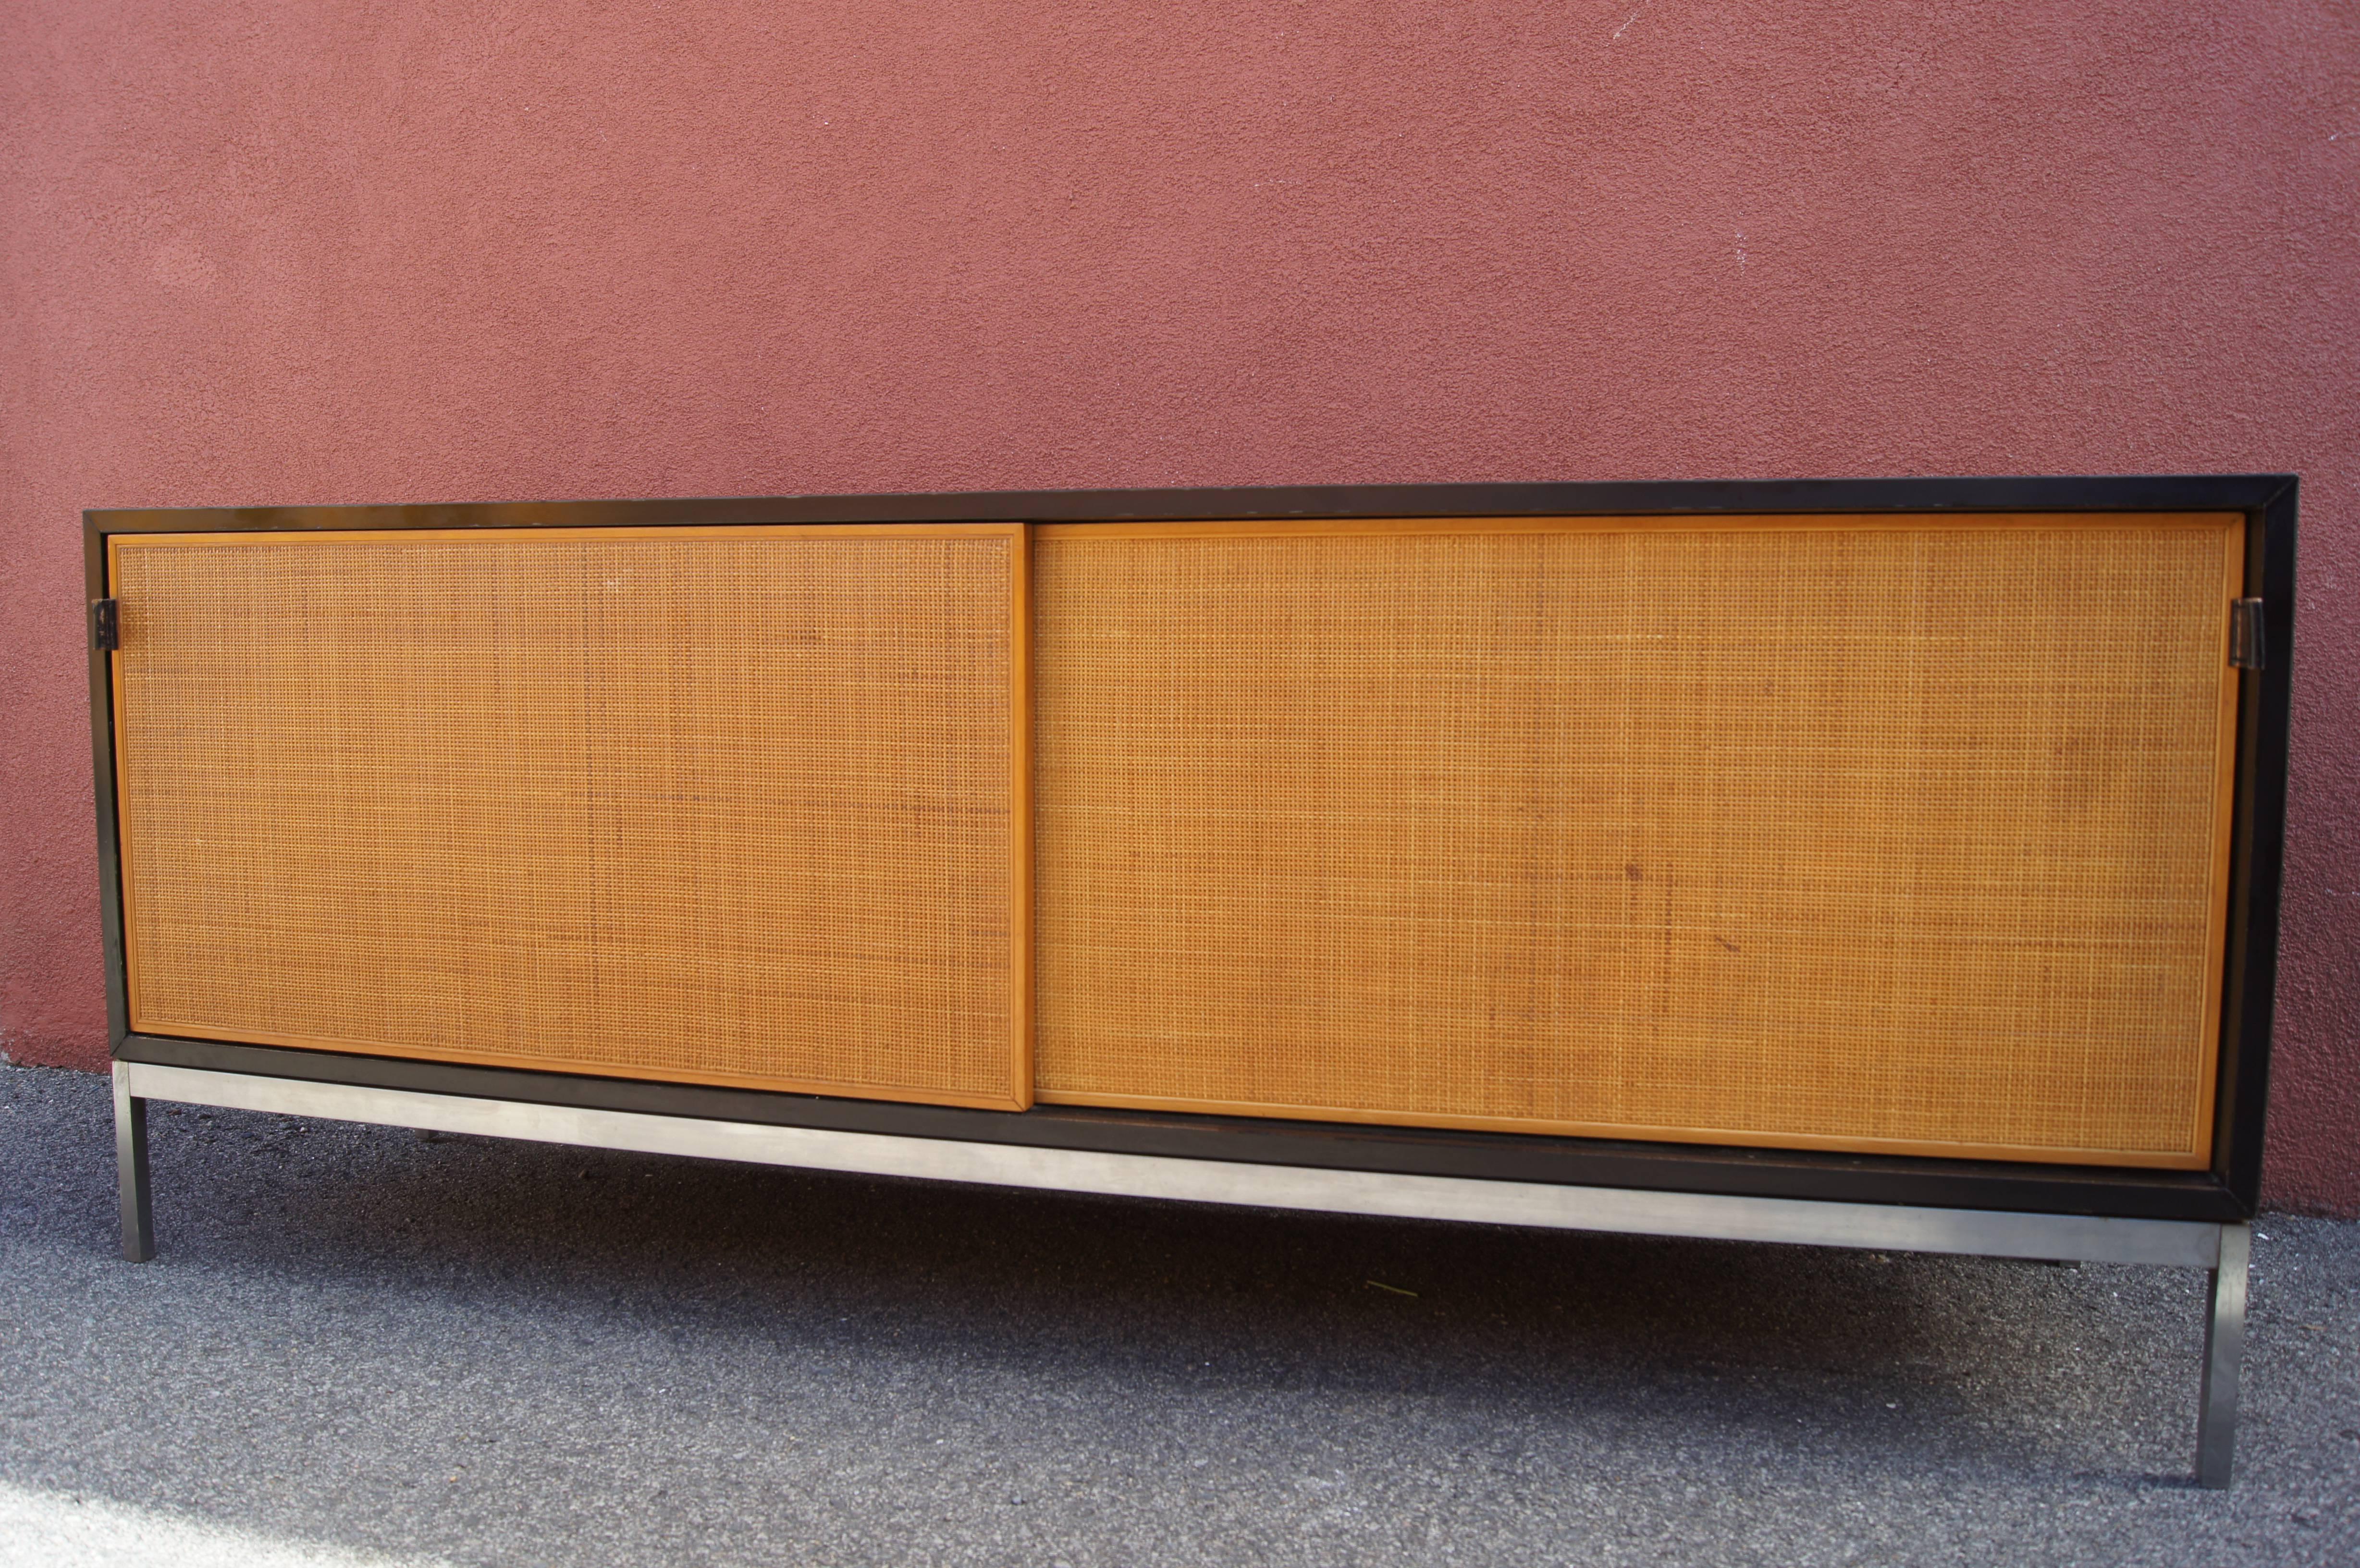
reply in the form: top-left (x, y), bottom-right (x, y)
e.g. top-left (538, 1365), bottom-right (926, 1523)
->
top-left (85, 476), bottom-right (2299, 536)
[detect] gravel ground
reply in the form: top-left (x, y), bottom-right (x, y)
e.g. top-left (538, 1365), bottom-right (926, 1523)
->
top-left (1, 1061), bottom-right (2354, 1567)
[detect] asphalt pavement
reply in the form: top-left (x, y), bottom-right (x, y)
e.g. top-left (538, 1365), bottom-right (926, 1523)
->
top-left (1, 1061), bottom-right (2354, 1566)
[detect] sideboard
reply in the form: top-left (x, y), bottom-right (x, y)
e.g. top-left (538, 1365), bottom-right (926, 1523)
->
top-left (88, 474), bottom-right (2293, 1486)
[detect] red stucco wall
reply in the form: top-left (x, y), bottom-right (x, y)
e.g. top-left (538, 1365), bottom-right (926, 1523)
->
top-left (5, 1), bottom-right (2355, 1210)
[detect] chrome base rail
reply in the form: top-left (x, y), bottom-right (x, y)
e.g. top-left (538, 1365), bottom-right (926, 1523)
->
top-left (111, 1060), bottom-right (2251, 1486)
top-left (112, 1065), bottom-right (153, 1263)
top-left (2199, 1221), bottom-right (2252, 1488)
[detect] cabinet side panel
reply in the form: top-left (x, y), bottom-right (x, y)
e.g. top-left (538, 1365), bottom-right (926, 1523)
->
top-left (1032, 514), bottom-right (2241, 1164)
top-left (112, 525), bottom-right (1024, 1109)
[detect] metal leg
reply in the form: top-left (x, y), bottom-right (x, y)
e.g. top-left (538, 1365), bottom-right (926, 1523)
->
top-left (2197, 1221), bottom-right (2250, 1488)
top-left (112, 1063), bottom-right (153, 1262)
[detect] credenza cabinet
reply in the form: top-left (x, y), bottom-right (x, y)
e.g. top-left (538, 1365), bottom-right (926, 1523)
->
top-left (89, 476), bottom-right (2293, 1487)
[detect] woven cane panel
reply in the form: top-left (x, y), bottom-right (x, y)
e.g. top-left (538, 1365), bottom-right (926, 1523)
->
top-left (1032, 517), bottom-right (2241, 1163)
top-left (113, 527), bottom-right (1023, 1107)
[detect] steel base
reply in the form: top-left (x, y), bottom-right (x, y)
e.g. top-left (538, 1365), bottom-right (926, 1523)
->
top-left (110, 1059), bottom-right (2251, 1485)
top-left (2198, 1222), bottom-right (2251, 1488)
top-left (112, 1063), bottom-right (153, 1262)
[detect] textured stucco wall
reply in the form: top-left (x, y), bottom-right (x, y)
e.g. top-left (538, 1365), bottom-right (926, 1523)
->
top-left (4, 1), bottom-right (2354, 1209)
